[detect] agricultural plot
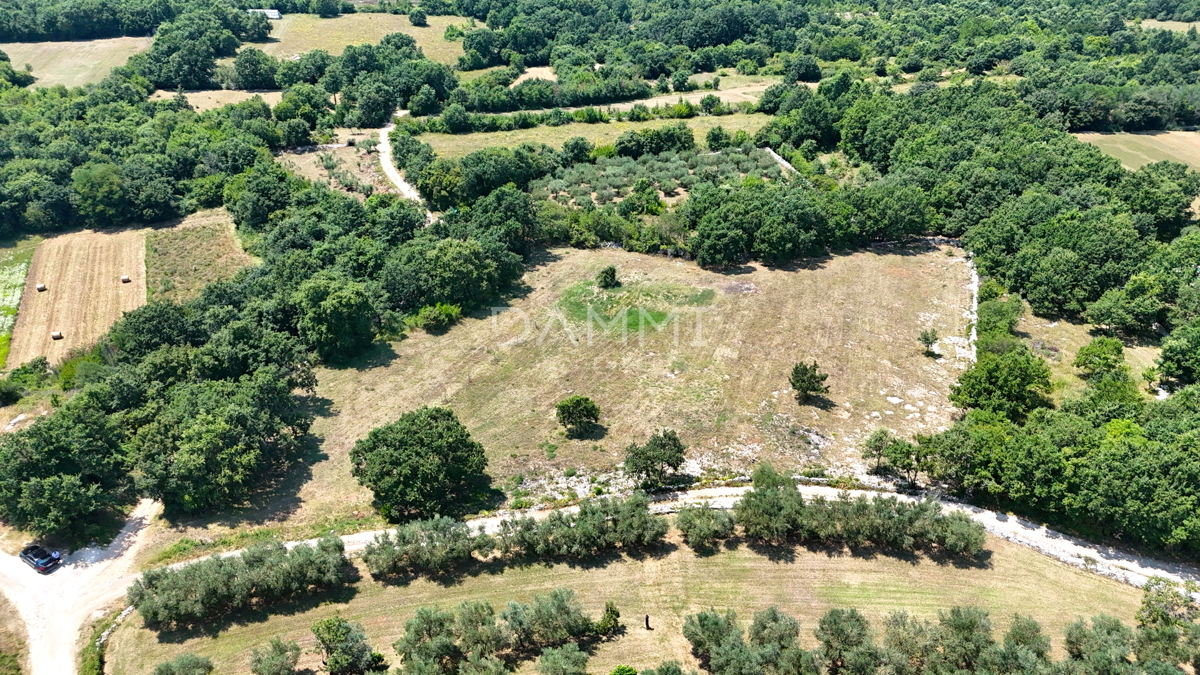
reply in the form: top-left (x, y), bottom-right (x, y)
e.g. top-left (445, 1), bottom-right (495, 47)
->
top-left (0, 37), bottom-right (151, 88)
top-left (7, 229), bottom-right (146, 368)
top-left (135, 244), bottom-right (974, 556)
top-left (531, 145), bottom-right (783, 207)
top-left (1073, 130), bottom-right (1200, 170)
top-left (422, 113), bottom-right (773, 158)
top-left (145, 210), bottom-right (256, 303)
top-left (0, 237), bottom-right (39, 370)
top-left (253, 12), bottom-right (468, 64)
top-left (279, 136), bottom-right (395, 198)
top-left (106, 533), bottom-right (1140, 675)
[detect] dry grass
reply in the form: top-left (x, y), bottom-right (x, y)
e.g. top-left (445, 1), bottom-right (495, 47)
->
top-left (0, 592), bottom-right (26, 674)
top-left (7, 228), bottom-right (146, 368)
top-left (0, 37), bottom-right (150, 88)
top-left (512, 66), bottom-right (556, 86)
top-left (1133, 18), bottom-right (1200, 31)
top-left (133, 244), bottom-right (972, 562)
top-left (278, 135), bottom-right (397, 198)
top-left (145, 209), bottom-right (256, 303)
top-left (148, 89), bottom-right (284, 112)
top-left (423, 113), bottom-right (773, 157)
top-left (568, 82), bottom-right (779, 113)
top-left (105, 532), bottom-right (1142, 675)
top-left (253, 12), bottom-right (467, 64)
top-left (1016, 311), bottom-right (1161, 402)
top-left (1073, 130), bottom-right (1200, 170)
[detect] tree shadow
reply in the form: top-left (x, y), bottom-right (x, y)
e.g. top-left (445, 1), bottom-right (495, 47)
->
top-left (325, 342), bottom-right (399, 371)
top-left (567, 423), bottom-right (609, 441)
top-left (797, 394), bottom-right (836, 411)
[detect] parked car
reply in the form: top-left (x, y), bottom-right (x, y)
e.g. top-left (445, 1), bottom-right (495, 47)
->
top-left (19, 545), bottom-right (61, 573)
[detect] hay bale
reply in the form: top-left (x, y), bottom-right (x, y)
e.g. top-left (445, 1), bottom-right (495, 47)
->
top-left (120, 275), bottom-right (131, 283)
top-left (35, 283), bottom-right (46, 292)
top-left (50, 331), bottom-right (63, 340)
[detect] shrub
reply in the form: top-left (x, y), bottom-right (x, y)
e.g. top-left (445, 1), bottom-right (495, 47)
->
top-left (406, 302), bottom-right (463, 332)
top-left (152, 653), bottom-right (213, 675)
top-left (538, 643), bottom-right (589, 675)
top-left (596, 265), bottom-right (619, 289)
top-left (676, 504), bottom-right (735, 550)
top-left (128, 535), bottom-right (348, 626)
top-left (496, 493), bottom-right (668, 557)
top-left (555, 395), bottom-right (600, 436)
top-left (362, 516), bottom-right (494, 577)
top-left (251, 637), bottom-right (301, 675)
top-left (351, 407), bottom-right (489, 520)
top-left (789, 361), bottom-right (830, 403)
top-left (1073, 337), bottom-right (1126, 378)
top-left (312, 617), bottom-right (384, 675)
top-left (919, 329), bottom-right (939, 353)
top-left (408, 7), bottom-right (428, 25)
top-left (0, 379), bottom-right (21, 406)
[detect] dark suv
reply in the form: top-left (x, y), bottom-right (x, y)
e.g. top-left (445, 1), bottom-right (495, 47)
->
top-left (19, 545), bottom-right (61, 573)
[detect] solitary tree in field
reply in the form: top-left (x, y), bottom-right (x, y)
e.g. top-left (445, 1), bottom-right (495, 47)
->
top-left (250, 637), bottom-right (301, 675)
top-left (556, 396), bottom-right (600, 437)
top-left (789, 361), bottom-right (830, 404)
top-left (863, 428), bottom-right (890, 471)
top-left (311, 617), bottom-right (380, 675)
top-left (624, 429), bottom-right (686, 487)
top-left (350, 407), bottom-right (488, 520)
top-left (919, 329), bottom-right (939, 354)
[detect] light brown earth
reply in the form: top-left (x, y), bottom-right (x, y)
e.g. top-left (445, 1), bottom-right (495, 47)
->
top-left (1074, 130), bottom-right (1200, 170)
top-left (7, 229), bottom-right (146, 367)
top-left (148, 89), bottom-right (284, 112)
top-left (0, 37), bottom-right (151, 88)
top-left (253, 12), bottom-right (468, 64)
top-left (511, 65), bottom-right (556, 86)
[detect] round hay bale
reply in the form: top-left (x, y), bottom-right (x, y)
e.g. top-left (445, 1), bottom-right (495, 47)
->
top-left (35, 283), bottom-right (46, 292)
top-left (120, 275), bottom-right (131, 283)
top-left (50, 331), bottom-right (63, 340)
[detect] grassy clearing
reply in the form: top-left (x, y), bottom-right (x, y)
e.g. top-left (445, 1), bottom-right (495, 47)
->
top-left (253, 12), bottom-right (467, 64)
top-left (105, 532), bottom-right (1141, 675)
top-left (133, 245), bottom-right (973, 563)
top-left (1133, 18), bottom-right (1200, 31)
top-left (0, 593), bottom-right (24, 675)
top-left (148, 89), bottom-right (284, 112)
top-left (0, 37), bottom-right (151, 88)
top-left (1073, 130), bottom-right (1200, 170)
top-left (278, 135), bottom-right (396, 198)
top-left (1016, 310), bottom-right (1160, 403)
top-left (422, 113), bottom-right (773, 158)
top-left (145, 209), bottom-right (256, 303)
top-left (0, 235), bottom-right (40, 371)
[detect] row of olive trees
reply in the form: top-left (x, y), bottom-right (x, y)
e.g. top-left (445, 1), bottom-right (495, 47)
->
top-left (361, 493), bottom-right (668, 579)
top-left (677, 464), bottom-right (985, 557)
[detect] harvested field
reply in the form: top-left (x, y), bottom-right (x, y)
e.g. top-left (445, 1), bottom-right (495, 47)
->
top-left (136, 244), bottom-right (973, 556)
top-left (0, 37), bottom-right (151, 88)
top-left (423, 113), bottom-right (773, 157)
top-left (106, 532), bottom-right (1141, 675)
top-left (1073, 130), bottom-right (1200, 169)
top-left (567, 82), bottom-right (779, 112)
top-left (1134, 18), bottom-right (1200, 31)
top-left (253, 13), bottom-right (467, 64)
top-left (7, 229), bottom-right (146, 367)
top-left (145, 209), bottom-right (256, 303)
top-left (148, 89), bottom-right (283, 112)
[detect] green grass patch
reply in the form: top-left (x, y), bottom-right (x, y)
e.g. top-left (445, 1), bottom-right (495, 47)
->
top-left (145, 527), bottom-right (282, 566)
top-left (0, 235), bottom-right (39, 371)
top-left (560, 279), bottom-right (715, 333)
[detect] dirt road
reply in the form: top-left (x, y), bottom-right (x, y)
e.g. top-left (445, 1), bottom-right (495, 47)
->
top-left (378, 111), bottom-right (425, 203)
top-left (0, 500), bottom-right (159, 675)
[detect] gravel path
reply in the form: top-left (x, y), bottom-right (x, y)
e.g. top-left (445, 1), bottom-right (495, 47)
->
top-left (377, 110), bottom-right (424, 203)
top-left (2, 489), bottom-right (1198, 675)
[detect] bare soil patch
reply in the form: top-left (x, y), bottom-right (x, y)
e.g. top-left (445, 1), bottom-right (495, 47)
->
top-left (7, 229), bottom-right (146, 368)
top-left (0, 37), bottom-right (150, 88)
top-left (511, 66), bottom-right (556, 87)
top-left (279, 135), bottom-right (395, 198)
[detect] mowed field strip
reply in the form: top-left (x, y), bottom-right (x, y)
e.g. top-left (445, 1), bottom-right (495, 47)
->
top-left (0, 37), bottom-right (151, 88)
top-left (1073, 130), bottom-right (1200, 169)
top-left (8, 229), bottom-right (146, 367)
